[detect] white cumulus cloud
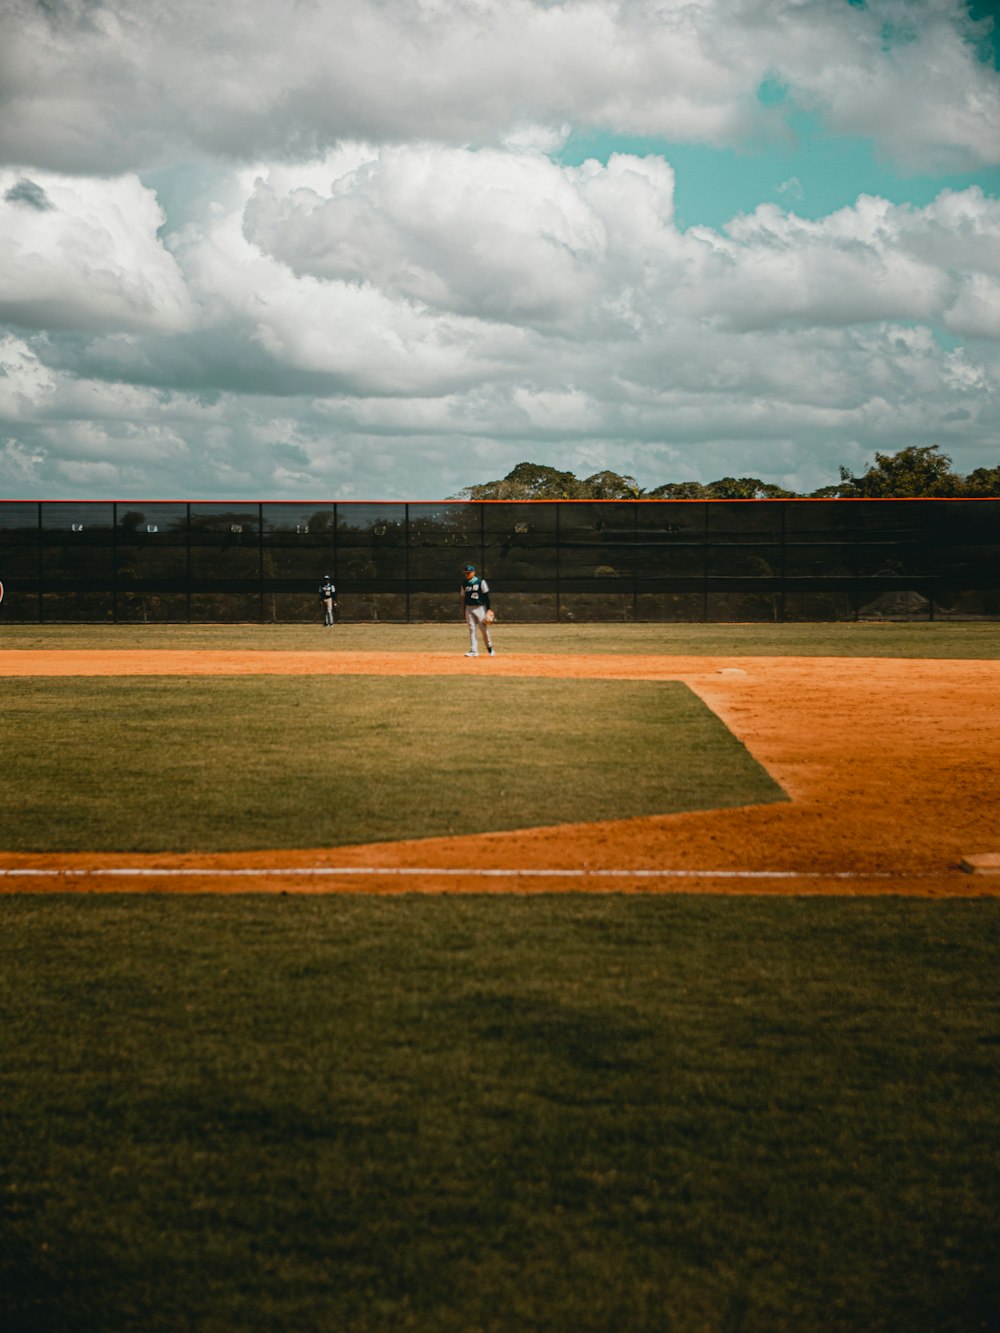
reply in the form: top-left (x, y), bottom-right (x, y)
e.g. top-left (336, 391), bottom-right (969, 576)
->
top-left (1, 0), bottom-right (996, 174)
top-left (1, 2), bottom-right (998, 501)
top-left (0, 171), bottom-right (194, 333)
top-left (230, 147), bottom-right (1000, 344)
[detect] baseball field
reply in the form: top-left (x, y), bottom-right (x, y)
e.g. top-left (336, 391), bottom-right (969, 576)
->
top-left (2, 621), bottom-right (999, 1330)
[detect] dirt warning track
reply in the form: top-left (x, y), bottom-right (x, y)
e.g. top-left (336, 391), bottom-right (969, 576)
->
top-left (2, 649), bottom-right (998, 896)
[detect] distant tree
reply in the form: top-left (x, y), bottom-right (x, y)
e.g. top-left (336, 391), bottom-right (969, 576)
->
top-left (963, 465), bottom-right (1000, 497)
top-left (759, 482), bottom-right (798, 499)
top-left (452, 461), bottom-right (588, 500)
top-left (646, 481), bottom-right (709, 499)
top-left (705, 476), bottom-right (796, 499)
top-left (581, 470), bottom-right (644, 499)
top-left (837, 445), bottom-right (962, 498)
top-left (452, 445), bottom-right (998, 503)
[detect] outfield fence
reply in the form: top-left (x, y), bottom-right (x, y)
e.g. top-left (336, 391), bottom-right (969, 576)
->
top-left (1, 497), bottom-right (998, 622)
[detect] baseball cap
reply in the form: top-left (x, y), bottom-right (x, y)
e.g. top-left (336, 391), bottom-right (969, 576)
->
top-left (462, 563), bottom-right (476, 572)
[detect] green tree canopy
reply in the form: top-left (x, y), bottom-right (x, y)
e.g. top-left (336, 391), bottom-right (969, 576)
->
top-left (452, 447), bottom-right (999, 501)
top-left (454, 462), bottom-right (588, 500)
top-left (646, 481), bottom-right (709, 499)
top-left (704, 476), bottom-right (797, 500)
top-left (581, 470), bottom-right (643, 499)
top-left (837, 445), bottom-right (963, 498)
top-left (964, 465), bottom-right (1000, 497)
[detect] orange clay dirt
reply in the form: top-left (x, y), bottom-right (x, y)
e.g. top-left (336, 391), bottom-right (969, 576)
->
top-left (1, 649), bottom-right (998, 897)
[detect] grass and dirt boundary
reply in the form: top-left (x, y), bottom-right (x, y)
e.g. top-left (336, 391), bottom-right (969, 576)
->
top-left (1, 624), bottom-right (998, 1330)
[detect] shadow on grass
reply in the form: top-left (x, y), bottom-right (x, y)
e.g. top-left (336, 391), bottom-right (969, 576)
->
top-left (1, 894), bottom-right (998, 1332)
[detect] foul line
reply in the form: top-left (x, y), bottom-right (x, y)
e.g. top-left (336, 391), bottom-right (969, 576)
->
top-left (0, 865), bottom-right (917, 881)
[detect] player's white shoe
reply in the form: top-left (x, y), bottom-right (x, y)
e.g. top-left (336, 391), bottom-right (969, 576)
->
top-left (487, 647), bottom-right (496, 656)
top-left (465, 651), bottom-right (479, 657)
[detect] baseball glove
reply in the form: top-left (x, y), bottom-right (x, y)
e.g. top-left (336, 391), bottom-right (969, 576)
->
top-left (484, 609), bottom-right (496, 624)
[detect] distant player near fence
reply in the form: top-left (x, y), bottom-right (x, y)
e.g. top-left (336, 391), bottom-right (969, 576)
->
top-left (460, 563), bottom-right (495, 657)
top-left (319, 575), bottom-right (337, 627)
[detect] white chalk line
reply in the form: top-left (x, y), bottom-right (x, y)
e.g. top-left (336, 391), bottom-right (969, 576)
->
top-left (0, 866), bottom-right (922, 881)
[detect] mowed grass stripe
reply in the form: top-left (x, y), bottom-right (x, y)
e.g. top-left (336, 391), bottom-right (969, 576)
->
top-left (1, 895), bottom-right (998, 1332)
top-left (1, 676), bottom-right (784, 853)
top-left (3, 620), bottom-right (1000, 656)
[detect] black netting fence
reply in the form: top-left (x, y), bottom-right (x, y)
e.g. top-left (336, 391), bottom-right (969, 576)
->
top-left (1, 498), bottom-right (998, 622)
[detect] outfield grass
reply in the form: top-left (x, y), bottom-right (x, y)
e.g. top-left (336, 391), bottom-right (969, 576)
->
top-left (1, 677), bottom-right (783, 852)
top-left (1, 895), bottom-right (998, 1333)
top-left (2, 620), bottom-right (1000, 657)
top-left (3, 619), bottom-right (996, 1332)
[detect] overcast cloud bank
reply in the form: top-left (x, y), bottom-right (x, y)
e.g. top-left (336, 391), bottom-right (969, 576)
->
top-left (0, 0), bottom-right (998, 499)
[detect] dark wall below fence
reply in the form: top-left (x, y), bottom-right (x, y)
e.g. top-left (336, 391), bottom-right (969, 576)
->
top-left (1, 498), bottom-right (998, 622)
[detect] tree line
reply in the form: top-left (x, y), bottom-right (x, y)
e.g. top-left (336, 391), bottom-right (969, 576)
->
top-left (452, 446), bottom-right (1000, 501)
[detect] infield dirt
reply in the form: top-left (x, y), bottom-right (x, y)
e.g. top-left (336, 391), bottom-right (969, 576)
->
top-left (2, 649), bottom-right (998, 896)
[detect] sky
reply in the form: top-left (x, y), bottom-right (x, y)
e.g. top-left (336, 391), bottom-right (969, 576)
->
top-left (0, 0), bottom-right (999, 502)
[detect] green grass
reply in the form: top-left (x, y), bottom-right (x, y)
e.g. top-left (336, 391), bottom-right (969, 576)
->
top-left (3, 621), bottom-right (996, 1331)
top-left (3, 620), bottom-right (1000, 656)
top-left (1, 895), bottom-right (998, 1332)
top-left (0, 677), bottom-right (784, 852)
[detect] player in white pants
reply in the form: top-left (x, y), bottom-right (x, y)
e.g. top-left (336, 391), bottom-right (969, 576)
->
top-left (319, 575), bottom-right (337, 626)
top-left (460, 563), bottom-right (495, 656)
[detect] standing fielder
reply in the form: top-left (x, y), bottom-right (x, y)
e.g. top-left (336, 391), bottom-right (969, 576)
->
top-left (319, 574), bottom-right (337, 626)
top-left (460, 563), bottom-right (495, 657)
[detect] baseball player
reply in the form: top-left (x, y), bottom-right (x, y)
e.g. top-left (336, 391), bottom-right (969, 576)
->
top-left (319, 575), bottom-right (337, 626)
top-left (460, 563), bottom-right (495, 657)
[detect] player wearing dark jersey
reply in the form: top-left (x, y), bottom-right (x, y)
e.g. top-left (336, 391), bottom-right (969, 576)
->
top-left (319, 576), bottom-right (337, 626)
top-left (460, 563), bottom-right (495, 657)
